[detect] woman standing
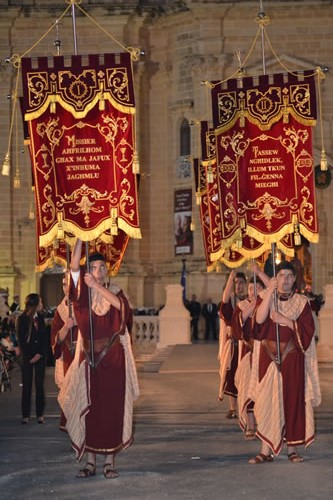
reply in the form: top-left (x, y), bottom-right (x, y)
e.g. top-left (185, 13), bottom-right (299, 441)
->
top-left (16, 293), bottom-right (47, 424)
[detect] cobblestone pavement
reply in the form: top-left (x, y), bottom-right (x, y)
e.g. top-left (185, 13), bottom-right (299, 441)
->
top-left (0, 344), bottom-right (332, 500)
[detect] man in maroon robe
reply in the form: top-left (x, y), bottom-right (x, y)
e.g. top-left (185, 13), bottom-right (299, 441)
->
top-left (60, 238), bottom-right (139, 479)
top-left (218, 270), bottom-right (247, 418)
top-left (51, 273), bottom-right (78, 430)
top-left (248, 261), bottom-right (321, 464)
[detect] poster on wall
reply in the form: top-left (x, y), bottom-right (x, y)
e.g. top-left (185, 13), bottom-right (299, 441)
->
top-left (174, 188), bottom-right (193, 255)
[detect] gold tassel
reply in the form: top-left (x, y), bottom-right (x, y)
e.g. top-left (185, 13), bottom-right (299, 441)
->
top-left (196, 192), bottom-right (201, 205)
top-left (294, 222), bottom-right (301, 246)
top-left (99, 98), bottom-right (105, 111)
top-left (99, 81), bottom-right (105, 111)
top-left (13, 172), bottom-right (20, 189)
top-left (239, 100), bottom-right (245, 127)
top-left (320, 149), bottom-right (328, 171)
top-left (207, 167), bottom-right (214, 184)
top-left (28, 204), bottom-right (35, 220)
top-left (132, 152), bottom-right (140, 174)
top-left (111, 223), bottom-right (118, 235)
top-left (190, 221), bottom-right (195, 231)
top-left (57, 212), bottom-right (64, 239)
top-left (235, 238), bottom-right (242, 249)
top-left (2, 152), bottom-right (10, 176)
top-left (283, 109), bottom-right (289, 124)
top-left (111, 207), bottom-right (118, 235)
top-left (50, 95), bottom-right (56, 114)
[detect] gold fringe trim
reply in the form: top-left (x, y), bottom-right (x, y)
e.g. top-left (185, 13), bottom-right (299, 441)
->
top-left (25, 91), bottom-right (135, 122)
top-left (215, 107), bottom-right (316, 135)
top-left (39, 217), bottom-right (141, 248)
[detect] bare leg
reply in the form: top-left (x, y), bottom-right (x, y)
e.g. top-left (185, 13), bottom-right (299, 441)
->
top-left (248, 442), bottom-right (273, 464)
top-left (226, 395), bottom-right (237, 418)
top-left (103, 454), bottom-right (119, 479)
top-left (245, 411), bottom-right (256, 439)
top-left (76, 452), bottom-right (96, 478)
top-left (287, 446), bottom-right (303, 463)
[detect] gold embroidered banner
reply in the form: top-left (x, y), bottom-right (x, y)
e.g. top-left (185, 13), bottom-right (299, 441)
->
top-left (21, 53), bottom-right (141, 255)
top-left (210, 71), bottom-right (319, 261)
top-left (196, 122), bottom-right (295, 269)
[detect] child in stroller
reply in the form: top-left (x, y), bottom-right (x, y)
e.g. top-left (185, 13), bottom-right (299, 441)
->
top-left (0, 332), bottom-right (21, 392)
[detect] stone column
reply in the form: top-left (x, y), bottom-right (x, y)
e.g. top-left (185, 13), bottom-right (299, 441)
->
top-left (317, 284), bottom-right (333, 362)
top-left (158, 284), bottom-right (190, 347)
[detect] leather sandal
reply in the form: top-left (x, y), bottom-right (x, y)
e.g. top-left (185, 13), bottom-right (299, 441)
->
top-left (225, 410), bottom-right (237, 419)
top-left (103, 463), bottom-right (119, 479)
top-left (248, 453), bottom-right (274, 464)
top-left (244, 429), bottom-right (256, 440)
top-left (76, 462), bottom-right (96, 478)
top-left (288, 452), bottom-right (303, 463)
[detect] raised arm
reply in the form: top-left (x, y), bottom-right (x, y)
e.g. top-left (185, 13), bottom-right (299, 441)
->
top-left (256, 277), bottom-right (276, 324)
top-left (71, 238), bottom-right (83, 272)
top-left (84, 273), bottom-right (121, 311)
top-left (251, 262), bottom-right (270, 288)
top-left (222, 270), bottom-right (236, 304)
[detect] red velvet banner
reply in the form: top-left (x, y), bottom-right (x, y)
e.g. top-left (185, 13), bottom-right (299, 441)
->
top-left (196, 122), bottom-right (295, 269)
top-left (21, 53), bottom-right (141, 258)
top-left (210, 71), bottom-right (318, 261)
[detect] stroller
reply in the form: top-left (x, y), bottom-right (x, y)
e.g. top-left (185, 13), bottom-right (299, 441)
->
top-left (0, 347), bottom-right (11, 392)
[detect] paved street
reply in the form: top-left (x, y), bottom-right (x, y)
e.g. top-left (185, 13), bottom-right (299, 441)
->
top-left (1, 343), bottom-right (332, 500)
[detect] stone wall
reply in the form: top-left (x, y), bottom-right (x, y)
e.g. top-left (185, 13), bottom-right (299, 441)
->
top-left (0, 0), bottom-right (332, 310)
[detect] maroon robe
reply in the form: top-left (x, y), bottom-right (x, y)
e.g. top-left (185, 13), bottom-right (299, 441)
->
top-left (220, 300), bottom-right (238, 397)
top-left (254, 294), bottom-right (315, 447)
top-left (51, 305), bottom-right (78, 430)
top-left (70, 269), bottom-right (133, 455)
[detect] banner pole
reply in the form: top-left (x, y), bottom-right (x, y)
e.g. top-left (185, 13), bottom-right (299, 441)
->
top-left (70, 2), bottom-right (95, 367)
top-left (259, 1), bottom-right (266, 75)
top-left (71, 1), bottom-right (79, 56)
top-left (271, 243), bottom-right (281, 369)
top-left (85, 241), bottom-right (95, 368)
top-left (66, 244), bottom-right (74, 356)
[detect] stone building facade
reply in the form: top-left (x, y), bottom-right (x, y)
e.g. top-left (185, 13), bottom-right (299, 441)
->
top-left (0, 0), bottom-right (332, 311)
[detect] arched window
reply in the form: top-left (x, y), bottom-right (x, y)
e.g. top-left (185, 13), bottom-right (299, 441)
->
top-left (180, 118), bottom-right (191, 156)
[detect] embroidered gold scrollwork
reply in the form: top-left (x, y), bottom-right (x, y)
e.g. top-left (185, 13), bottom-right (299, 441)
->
top-left (65, 184), bottom-right (107, 227)
top-left (119, 178), bottom-right (135, 221)
top-left (289, 84), bottom-right (311, 117)
top-left (247, 192), bottom-right (288, 230)
top-left (223, 192), bottom-right (238, 231)
top-left (35, 118), bottom-right (64, 179)
top-left (27, 72), bottom-right (49, 108)
top-left (299, 186), bottom-right (314, 225)
top-left (217, 91), bottom-right (237, 125)
top-left (58, 69), bottom-right (97, 110)
top-left (247, 86), bottom-right (282, 126)
top-left (106, 67), bottom-right (130, 104)
top-left (42, 184), bottom-right (56, 228)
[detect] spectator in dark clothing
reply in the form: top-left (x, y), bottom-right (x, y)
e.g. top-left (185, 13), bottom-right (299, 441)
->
top-left (202, 298), bottom-right (218, 340)
top-left (187, 294), bottom-right (201, 341)
top-left (16, 293), bottom-right (48, 424)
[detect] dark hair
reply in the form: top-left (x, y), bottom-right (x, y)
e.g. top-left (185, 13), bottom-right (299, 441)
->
top-left (235, 272), bottom-right (246, 282)
top-left (276, 260), bottom-right (296, 276)
top-left (88, 252), bottom-right (106, 263)
top-left (16, 293), bottom-right (41, 341)
top-left (249, 276), bottom-right (265, 288)
top-left (24, 293), bottom-right (40, 313)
